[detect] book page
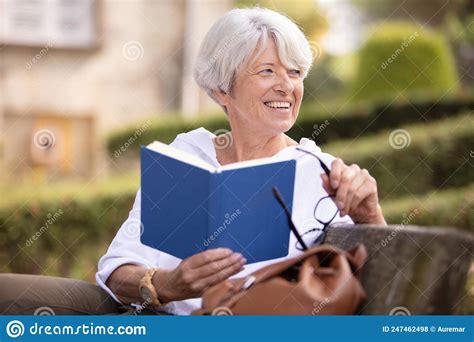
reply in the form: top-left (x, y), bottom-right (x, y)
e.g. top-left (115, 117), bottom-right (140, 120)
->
top-left (218, 155), bottom-right (290, 172)
top-left (147, 141), bottom-right (292, 174)
top-left (146, 141), bottom-right (215, 172)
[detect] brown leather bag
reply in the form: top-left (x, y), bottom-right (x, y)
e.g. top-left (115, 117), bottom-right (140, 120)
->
top-left (193, 244), bottom-right (367, 315)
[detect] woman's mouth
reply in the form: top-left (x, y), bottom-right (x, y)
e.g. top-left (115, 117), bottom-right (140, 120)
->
top-left (263, 101), bottom-right (292, 113)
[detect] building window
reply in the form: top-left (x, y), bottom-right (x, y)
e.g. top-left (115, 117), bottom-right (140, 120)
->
top-left (0, 0), bottom-right (99, 49)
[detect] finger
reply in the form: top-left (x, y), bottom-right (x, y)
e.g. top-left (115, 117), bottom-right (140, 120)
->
top-left (194, 260), bottom-right (245, 290)
top-left (193, 252), bottom-right (245, 278)
top-left (341, 169), bottom-right (367, 216)
top-left (335, 164), bottom-right (359, 214)
top-left (348, 177), bottom-right (378, 220)
top-left (320, 173), bottom-right (335, 195)
top-left (186, 248), bottom-right (233, 269)
top-left (329, 158), bottom-right (345, 189)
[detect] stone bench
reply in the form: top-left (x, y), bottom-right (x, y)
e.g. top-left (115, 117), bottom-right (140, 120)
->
top-left (1, 224), bottom-right (472, 315)
top-left (325, 224), bottom-right (473, 315)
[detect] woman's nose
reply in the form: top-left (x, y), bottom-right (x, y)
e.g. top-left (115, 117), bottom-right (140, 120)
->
top-left (274, 73), bottom-right (295, 94)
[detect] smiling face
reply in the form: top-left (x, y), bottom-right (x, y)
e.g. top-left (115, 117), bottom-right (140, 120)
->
top-left (214, 37), bottom-right (304, 136)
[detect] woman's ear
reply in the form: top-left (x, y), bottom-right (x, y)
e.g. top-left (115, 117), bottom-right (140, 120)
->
top-left (212, 88), bottom-right (229, 107)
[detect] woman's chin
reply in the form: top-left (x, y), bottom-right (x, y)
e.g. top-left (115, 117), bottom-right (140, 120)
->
top-left (272, 112), bottom-right (296, 130)
top-left (264, 118), bottom-right (295, 134)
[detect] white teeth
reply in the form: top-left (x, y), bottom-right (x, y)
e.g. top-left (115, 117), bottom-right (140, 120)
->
top-left (264, 101), bottom-right (291, 109)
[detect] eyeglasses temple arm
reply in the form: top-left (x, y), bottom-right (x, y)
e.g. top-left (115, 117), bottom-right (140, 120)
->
top-left (272, 186), bottom-right (308, 251)
top-left (295, 147), bottom-right (331, 176)
top-left (319, 160), bottom-right (330, 176)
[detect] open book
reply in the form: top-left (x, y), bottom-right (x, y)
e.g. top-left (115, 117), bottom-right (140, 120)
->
top-left (140, 141), bottom-right (296, 263)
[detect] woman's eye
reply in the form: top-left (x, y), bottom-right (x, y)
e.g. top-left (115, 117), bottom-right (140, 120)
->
top-left (260, 69), bottom-right (273, 74)
top-left (289, 69), bottom-right (301, 76)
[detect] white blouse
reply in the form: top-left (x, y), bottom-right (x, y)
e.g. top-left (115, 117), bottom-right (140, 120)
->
top-left (96, 127), bottom-right (353, 315)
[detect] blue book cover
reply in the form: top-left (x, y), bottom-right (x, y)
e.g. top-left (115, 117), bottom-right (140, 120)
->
top-left (140, 142), bottom-right (296, 263)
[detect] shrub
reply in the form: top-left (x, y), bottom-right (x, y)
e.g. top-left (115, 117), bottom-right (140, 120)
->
top-left (107, 98), bottom-right (473, 161)
top-left (351, 22), bottom-right (459, 102)
top-left (291, 98), bottom-right (473, 145)
top-left (324, 112), bottom-right (473, 200)
top-left (0, 177), bottom-right (137, 281)
top-left (382, 183), bottom-right (474, 231)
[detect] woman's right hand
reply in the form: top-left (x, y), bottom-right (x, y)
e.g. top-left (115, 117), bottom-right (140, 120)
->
top-left (154, 248), bottom-right (246, 302)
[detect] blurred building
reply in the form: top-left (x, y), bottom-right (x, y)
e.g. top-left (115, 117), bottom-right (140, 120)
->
top-left (0, 0), bottom-right (231, 178)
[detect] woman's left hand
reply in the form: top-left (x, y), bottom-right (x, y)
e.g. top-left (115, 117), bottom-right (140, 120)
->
top-left (320, 158), bottom-right (387, 225)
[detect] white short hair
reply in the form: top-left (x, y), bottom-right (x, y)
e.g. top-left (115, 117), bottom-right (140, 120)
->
top-left (193, 7), bottom-right (313, 105)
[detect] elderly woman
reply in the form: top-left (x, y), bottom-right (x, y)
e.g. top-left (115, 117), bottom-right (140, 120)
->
top-left (96, 7), bottom-right (386, 315)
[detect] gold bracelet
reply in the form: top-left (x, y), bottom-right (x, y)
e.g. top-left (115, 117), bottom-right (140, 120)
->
top-left (139, 268), bottom-right (162, 306)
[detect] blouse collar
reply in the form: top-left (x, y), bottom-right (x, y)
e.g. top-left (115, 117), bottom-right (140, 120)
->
top-left (180, 127), bottom-right (322, 167)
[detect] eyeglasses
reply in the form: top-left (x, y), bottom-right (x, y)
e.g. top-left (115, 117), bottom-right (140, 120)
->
top-left (273, 147), bottom-right (339, 251)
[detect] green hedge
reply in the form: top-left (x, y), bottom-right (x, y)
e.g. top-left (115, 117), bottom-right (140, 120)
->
top-left (107, 98), bottom-right (473, 160)
top-left (382, 183), bottom-right (474, 231)
top-left (0, 179), bottom-right (137, 281)
top-left (351, 22), bottom-right (459, 102)
top-left (324, 112), bottom-right (473, 200)
top-left (0, 180), bottom-right (471, 279)
top-left (290, 98), bottom-right (473, 144)
top-left (108, 114), bottom-right (230, 159)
